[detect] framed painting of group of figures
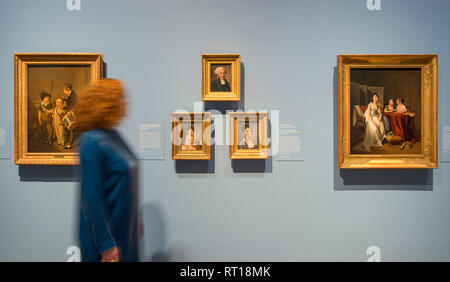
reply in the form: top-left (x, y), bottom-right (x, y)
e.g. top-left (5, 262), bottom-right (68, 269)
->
top-left (337, 54), bottom-right (438, 169)
top-left (14, 53), bottom-right (103, 165)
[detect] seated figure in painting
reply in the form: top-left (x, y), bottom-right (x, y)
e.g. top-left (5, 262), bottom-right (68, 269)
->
top-left (238, 125), bottom-right (256, 149)
top-left (181, 127), bottom-right (202, 150)
top-left (353, 93), bottom-right (386, 153)
top-left (384, 98), bottom-right (395, 112)
top-left (52, 98), bottom-right (67, 146)
top-left (38, 91), bottom-right (54, 145)
top-left (396, 97), bottom-right (407, 113)
top-left (210, 66), bottom-right (231, 92)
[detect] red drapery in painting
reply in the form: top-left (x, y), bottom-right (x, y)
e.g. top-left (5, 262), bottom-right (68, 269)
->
top-left (384, 112), bottom-right (418, 144)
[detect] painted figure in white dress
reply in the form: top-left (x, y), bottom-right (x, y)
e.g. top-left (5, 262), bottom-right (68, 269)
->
top-left (361, 93), bottom-right (386, 152)
top-left (53, 98), bottom-right (67, 146)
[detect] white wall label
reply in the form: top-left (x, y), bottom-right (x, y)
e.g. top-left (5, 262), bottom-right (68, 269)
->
top-left (138, 122), bottom-right (165, 160)
top-left (444, 126), bottom-right (450, 154)
top-left (0, 119), bottom-right (10, 159)
top-left (0, 128), bottom-right (5, 147)
top-left (277, 123), bottom-right (304, 161)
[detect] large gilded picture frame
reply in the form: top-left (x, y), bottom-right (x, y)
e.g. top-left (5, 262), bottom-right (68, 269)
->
top-left (14, 53), bottom-right (103, 165)
top-left (202, 54), bottom-right (241, 101)
top-left (229, 112), bottom-right (269, 159)
top-left (337, 54), bottom-right (438, 169)
top-left (171, 112), bottom-right (212, 160)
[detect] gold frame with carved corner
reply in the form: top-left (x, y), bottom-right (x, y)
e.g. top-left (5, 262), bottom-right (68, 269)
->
top-left (229, 112), bottom-right (269, 159)
top-left (202, 54), bottom-right (241, 101)
top-left (171, 112), bottom-right (212, 160)
top-left (14, 53), bottom-right (103, 165)
top-left (337, 54), bottom-right (438, 169)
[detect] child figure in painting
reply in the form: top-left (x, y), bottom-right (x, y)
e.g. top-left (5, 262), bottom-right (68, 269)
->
top-left (38, 92), bottom-right (53, 145)
top-left (376, 106), bottom-right (383, 121)
top-left (396, 97), bottom-right (407, 113)
top-left (384, 98), bottom-right (395, 112)
top-left (53, 98), bottom-right (67, 146)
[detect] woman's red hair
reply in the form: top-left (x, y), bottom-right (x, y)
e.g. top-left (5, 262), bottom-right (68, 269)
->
top-left (74, 78), bottom-right (126, 133)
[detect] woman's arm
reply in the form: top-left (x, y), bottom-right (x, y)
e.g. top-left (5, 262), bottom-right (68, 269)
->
top-left (80, 134), bottom-right (118, 258)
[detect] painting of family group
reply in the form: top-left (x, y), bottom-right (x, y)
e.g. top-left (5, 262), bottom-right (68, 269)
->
top-left (27, 65), bottom-right (90, 153)
top-left (350, 68), bottom-right (421, 154)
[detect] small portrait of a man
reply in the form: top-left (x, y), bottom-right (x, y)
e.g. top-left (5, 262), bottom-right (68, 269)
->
top-left (181, 126), bottom-right (202, 151)
top-left (210, 64), bottom-right (231, 92)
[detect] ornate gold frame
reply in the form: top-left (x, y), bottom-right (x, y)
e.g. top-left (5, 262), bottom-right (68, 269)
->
top-left (14, 53), bottom-right (103, 165)
top-left (201, 54), bottom-right (241, 101)
top-left (337, 54), bottom-right (438, 169)
top-left (171, 112), bottom-right (212, 160)
top-left (229, 112), bottom-right (269, 159)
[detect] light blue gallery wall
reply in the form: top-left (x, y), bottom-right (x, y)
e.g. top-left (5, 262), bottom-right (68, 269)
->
top-left (0, 0), bottom-right (449, 261)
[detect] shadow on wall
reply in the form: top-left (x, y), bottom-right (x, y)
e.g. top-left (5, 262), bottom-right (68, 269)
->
top-left (332, 66), bottom-right (433, 191)
top-left (231, 157), bottom-right (272, 173)
top-left (140, 202), bottom-right (189, 262)
top-left (174, 144), bottom-right (215, 174)
top-left (175, 158), bottom-right (215, 173)
top-left (19, 165), bottom-right (79, 182)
